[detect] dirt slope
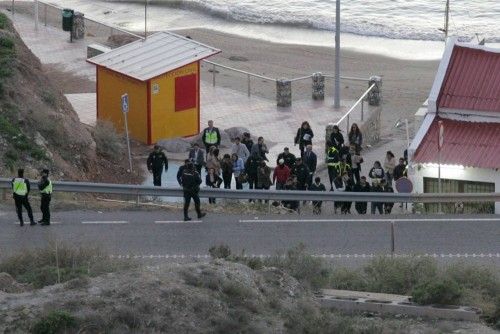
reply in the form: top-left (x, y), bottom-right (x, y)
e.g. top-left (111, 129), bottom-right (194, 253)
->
top-left (0, 13), bottom-right (137, 182)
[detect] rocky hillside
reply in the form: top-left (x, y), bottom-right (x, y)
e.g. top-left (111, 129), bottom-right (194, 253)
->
top-left (0, 13), bottom-right (136, 182)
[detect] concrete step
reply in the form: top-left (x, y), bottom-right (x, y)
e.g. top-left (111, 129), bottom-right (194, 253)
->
top-left (318, 289), bottom-right (481, 322)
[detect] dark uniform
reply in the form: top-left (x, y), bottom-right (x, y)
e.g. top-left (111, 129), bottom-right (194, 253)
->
top-left (181, 164), bottom-right (206, 221)
top-left (326, 146), bottom-right (340, 189)
top-left (309, 178), bottom-right (326, 214)
top-left (11, 169), bottom-right (35, 226)
top-left (147, 146), bottom-right (168, 187)
top-left (38, 169), bottom-right (52, 225)
top-left (353, 179), bottom-right (371, 214)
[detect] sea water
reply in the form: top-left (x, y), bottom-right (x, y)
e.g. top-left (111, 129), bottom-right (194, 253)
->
top-left (43, 0), bottom-right (500, 59)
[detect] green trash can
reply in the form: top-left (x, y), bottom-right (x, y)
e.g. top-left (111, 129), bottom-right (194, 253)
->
top-left (62, 9), bottom-right (74, 32)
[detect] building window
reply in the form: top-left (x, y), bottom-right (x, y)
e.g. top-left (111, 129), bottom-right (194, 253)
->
top-left (423, 177), bottom-right (494, 214)
top-left (175, 74), bottom-right (197, 112)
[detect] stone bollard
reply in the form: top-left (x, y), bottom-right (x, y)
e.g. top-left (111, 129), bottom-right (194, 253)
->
top-left (312, 72), bottom-right (325, 100)
top-left (72, 12), bottom-right (85, 40)
top-left (276, 79), bottom-right (291, 107)
top-left (367, 75), bottom-right (382, 106)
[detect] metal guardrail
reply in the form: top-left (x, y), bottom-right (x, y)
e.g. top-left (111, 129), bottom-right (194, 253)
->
top-left (1, 179), bottom-right (499, 204)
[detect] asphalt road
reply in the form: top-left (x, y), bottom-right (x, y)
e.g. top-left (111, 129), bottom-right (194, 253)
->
top-left (0, 210), bottom-right (499, 266)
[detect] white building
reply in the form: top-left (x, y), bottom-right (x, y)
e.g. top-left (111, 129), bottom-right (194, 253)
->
top-left (408, 39), bottom-right (500, 214)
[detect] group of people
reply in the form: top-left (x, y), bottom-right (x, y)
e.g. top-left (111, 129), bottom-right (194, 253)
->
top-left (11, 168), bottom-right (52, 226)
top-left (146, 119), bottom-right (409, 218)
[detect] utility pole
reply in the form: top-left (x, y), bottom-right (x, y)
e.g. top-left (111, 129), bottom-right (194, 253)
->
top-left (144, 0), bottom-right (148, 39)
top-left (334, 0), bottom-right (341, 109)
top-left (444, 0), bottom-right (449, 40)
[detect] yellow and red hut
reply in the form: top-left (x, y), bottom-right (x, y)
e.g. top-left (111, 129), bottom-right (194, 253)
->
top-left (87, 32), bottom-right (220, 144)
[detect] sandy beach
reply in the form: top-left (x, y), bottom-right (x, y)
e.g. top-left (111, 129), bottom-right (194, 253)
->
top-left (176, 28), bottom-right (439, 141)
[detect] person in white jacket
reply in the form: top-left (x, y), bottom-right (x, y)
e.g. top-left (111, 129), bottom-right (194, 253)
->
top-left (231, 137), bottom-right (250, 163)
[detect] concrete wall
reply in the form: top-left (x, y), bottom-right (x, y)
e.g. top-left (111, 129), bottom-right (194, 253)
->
top-left (409, 164), bottom-right (500, 214)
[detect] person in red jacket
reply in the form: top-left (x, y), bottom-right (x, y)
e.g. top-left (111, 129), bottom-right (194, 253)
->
top-left (273, 159), bottom-right (291, 190)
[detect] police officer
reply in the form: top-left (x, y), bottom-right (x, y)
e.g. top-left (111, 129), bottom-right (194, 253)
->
top-left (201, 120), bottom-right (221, 154)
top-left (326, 145), bottom-right (340, 190)
top-left (38, 169), bottom-right (52, 225)
top-left (11, 168), bottom-right (35, 226)
top-left (147, 145), bottom-right (169, 187)
top-left (181, 162), bottom-right (206, 221)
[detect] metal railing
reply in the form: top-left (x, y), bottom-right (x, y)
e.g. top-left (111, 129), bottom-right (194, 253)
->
top-left (1, 178), bottom-right (499, 204)
top-left (336, 83), bottom-right (376, 132)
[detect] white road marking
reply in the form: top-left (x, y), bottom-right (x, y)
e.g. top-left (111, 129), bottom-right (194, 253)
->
top-left (239, 217), bottom-right (500, 223)
top-left (81, 221), bottom-right (128, 224)
top-left (154, 220), bottom-right (202, 224)
top-left (108, 253), bottom-right (500, 260)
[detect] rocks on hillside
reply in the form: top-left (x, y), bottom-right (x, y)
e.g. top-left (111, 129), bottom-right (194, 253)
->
top-left (157, 138), bottom-right (192, 153)
top-left (0, 273), bottom-right (28, 293)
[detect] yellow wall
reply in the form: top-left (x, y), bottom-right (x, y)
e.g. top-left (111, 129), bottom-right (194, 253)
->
top-left (150, 62), bottom-right (199, 143)
top-left (97, 67), bottom-right (148, 143)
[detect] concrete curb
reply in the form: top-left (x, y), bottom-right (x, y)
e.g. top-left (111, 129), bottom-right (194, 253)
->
top-left (318, 289), bottom-right (481, 321)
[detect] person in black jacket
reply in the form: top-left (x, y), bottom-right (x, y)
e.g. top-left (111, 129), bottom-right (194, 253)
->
top-left (303, 145), bottom-right (317, 187)
top-left (37, 169), bottom-right (52, 225)
top-left (245, 152), bottom-right (261, 197)
top-left (309, 176), bottom-right (326, 214)
top-left (181, 162), bottom-right (206, 221)
top-left (370, 180), bottom-right (384, 214)
top-left (177, 159), bottom-right (190, 186)
top-left (291, 158), bottom-right (310, 191)
top-left (329, 125), bottom-right (344, 150)
top-left (393, 157), bottom-right (407, 182)
top-left (147, 145), bottom-right (168, 187)
top-left (353, 176), bottom-right (371, 214)
top-left (294, 121), bottom-right (314, 158)
top-left (381, 179), bottom-right (394, 214)
top-left (241, 132), bottom-right (254, 153)
top-left (11, 168), bottom-right (35, 226)
top-left (276, 147), bottom-right (296, 169)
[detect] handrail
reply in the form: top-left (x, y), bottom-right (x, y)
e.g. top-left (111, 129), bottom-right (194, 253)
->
top-left (323, 74), bottom-right (368, 82)
top-left (289, 75), bottom-right (312, 82)
top-left (1, 178), bottom-right (499, 203)
top-left (202, 60), bottom-right (275, 81)
top-left (336, 83), bottom-right (376, 126)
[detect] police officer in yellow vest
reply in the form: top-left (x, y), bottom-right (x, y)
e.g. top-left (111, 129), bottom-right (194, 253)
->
top-left (326, 145), bottom-right (341, 190)
top-left (11, 168), bottom-right (35, 226)
top-left (201, 120), bottom-right (221, 154)
top-left (38, 169), bottom-right (52, 225)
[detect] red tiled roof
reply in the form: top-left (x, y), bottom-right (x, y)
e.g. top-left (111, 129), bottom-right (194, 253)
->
top-left (438, 45), bottom-right (500, 113)
top-left (413, 117), bottom-right (500, 169)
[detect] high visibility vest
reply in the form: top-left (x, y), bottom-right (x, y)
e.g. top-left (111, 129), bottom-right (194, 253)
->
top-left (204, 129), bottom-right (218, 144)
top-left (12, 178), bottom-right (27, 196)
top-left (326, 147), bottom-right (340, 167)
top-left (41, 180), bottom-right (53, 195)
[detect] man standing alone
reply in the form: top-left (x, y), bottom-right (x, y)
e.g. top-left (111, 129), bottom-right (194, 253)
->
top-left (11, 168), bottom-right (35, 226)
top-left (147, 145), bottom-right (169, 187)
top-left (181, 162), bottom-right (206, 221)
top-left (202, 120), bottom-right (221, 153)
top-left (38, 169), bottom-right (52, 225)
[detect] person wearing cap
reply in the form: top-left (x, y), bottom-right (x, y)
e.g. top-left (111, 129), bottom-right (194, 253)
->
top-left (276, 147), bottom-right (296, 169)
top-left (37, 169), bottom-right (52, 225)
top-left (11, 168), bottom-right (35, 226)
top-left (181, 161), bottom-right (206, 221)
top-left (147, 145), bottom-right (169, 187)
top-left (273, 159), bottom-right (291, 190)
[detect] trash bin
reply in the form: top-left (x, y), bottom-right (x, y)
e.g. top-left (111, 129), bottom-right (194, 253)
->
top-left (62, 9), bottom-right (74, 32)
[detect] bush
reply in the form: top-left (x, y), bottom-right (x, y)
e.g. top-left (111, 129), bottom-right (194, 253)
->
top-left (0, 243), bottom-right (134, 288)
top-left (0, 13), bottom-right (7, 29)
top-left (412, 279), bottom-right (462, 305)
top-left (209, 244), bottom-right (231, 259)
top-left (32, 311), bottom-right (76, 334)
top-left (93, 120), bottom-right (124, 160)
top-left (0, 36), bottom-right (14, 49)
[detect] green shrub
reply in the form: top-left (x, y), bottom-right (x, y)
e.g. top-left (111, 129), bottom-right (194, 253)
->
top-left (41, 91), bottom-right (57, 108)
top-left (412, 278), bottom-right (462, 305)
top-left (0, 13), bottom-right (7, 29)
top-left (32, 310), bottom-right (76, 334)
top-left (93, 120), bottom-right (124, 160)
top-left (30, 146), bottom-right (47, 161)
top-left (0, 36), bottom-right (14, 49)
top-left (209, 244), bottom-right (231, 259)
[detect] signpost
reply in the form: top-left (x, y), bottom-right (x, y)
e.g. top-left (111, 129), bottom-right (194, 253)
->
top-left (438, 120), bottom-right (444, 213)
top-left (121, 93), bottom-right (133, 172)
